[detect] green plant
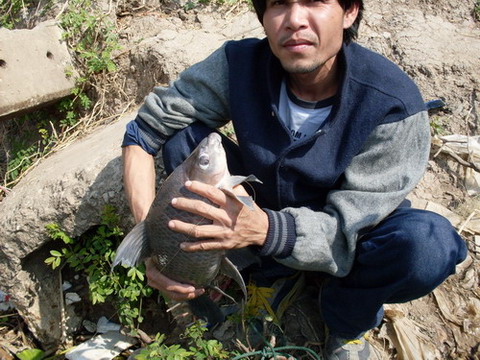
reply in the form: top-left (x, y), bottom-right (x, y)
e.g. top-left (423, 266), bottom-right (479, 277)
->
top-left (45, 205), bottom-right (152, 328)
top-left (429, 115), bottom-right (447, 135)
top-left (135, 333), bottom-right (194, 360)
top-left (475, 0), bottom-right (480, 21)
top-left (182, 321), bottom-right (230, 359)
top-left (135, 321), bottom-right (232, 360)
top-left (0, 0), bottom-right (33, 29)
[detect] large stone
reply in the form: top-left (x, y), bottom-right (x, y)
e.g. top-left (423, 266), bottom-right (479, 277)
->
top-left (0, 111), bottom-right (135, 350)
top-left (0, 20), bottom-right (77, 120)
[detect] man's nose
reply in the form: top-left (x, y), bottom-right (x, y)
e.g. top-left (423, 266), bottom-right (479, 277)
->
top-left (284, 2), bottom-right (309, 30)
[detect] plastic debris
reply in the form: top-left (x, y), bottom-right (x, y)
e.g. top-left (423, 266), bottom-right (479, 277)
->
top-left (65, 331), bottom-right (137, 360)
top-left (63, 281), bottom-right (73, 292)
top-left (0, 289), bottom-right (14, 311)
top-left (425, 98), bottom-right (446, 111)
top-left (96, 316), bottom-right (121, 333)
top-left (65, 292), bottom-right (82, 305)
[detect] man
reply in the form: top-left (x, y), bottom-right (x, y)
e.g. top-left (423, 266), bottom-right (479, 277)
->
top-left (122, 0), bottom-right (467, 358)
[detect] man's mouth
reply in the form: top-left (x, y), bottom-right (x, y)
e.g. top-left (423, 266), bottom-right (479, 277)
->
top-left (282, 38), bottom-right (315, 52)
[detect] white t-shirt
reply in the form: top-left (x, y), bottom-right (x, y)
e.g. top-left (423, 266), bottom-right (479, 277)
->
top-left (278, 79), bottom-right (334, 141)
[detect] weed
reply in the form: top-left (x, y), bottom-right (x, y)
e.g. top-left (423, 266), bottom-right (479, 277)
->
top-left (135, 321), bottom-right (232, 360)
top-left (45, 205), bottom-right (152, 329)
top-left (0, 0), bottom-right (33, 29)
top-left (475, 0), bottom-right (480, 21)
top-left (430, 115), bottom-right (447, 136)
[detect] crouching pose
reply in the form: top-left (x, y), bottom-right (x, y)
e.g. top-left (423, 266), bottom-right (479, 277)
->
top-left (122, 0), bottom-right (467, 358)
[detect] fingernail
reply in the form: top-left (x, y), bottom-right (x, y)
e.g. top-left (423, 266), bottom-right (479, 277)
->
top-left (185, 181), bottom-right (192, 187)
top-left (171, 198), bottom-right (177, 205)
top-left (168, 220), bottom-right (175, 229)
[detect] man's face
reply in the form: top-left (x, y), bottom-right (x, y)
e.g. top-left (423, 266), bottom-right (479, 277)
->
top-left (263, 0), bottom-right (358, 75)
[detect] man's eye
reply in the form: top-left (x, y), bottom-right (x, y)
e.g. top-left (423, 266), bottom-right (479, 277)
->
top-left (270, 0), bottom-right (285, 6)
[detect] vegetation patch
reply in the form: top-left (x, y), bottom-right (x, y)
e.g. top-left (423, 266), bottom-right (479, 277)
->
top-left (45, 205), bottom-right (152, 329)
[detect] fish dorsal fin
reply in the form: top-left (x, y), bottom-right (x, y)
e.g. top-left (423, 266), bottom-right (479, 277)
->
top-left (220, 257), bottom-right (247, 301)
top-left (220, 174), bottom-right (263, 210)
top-left (112, 221), bottom-right (148, 269)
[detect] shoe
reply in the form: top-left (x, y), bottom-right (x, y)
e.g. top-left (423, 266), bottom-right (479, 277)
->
top-left (324, 333), bottom-right (372, 360)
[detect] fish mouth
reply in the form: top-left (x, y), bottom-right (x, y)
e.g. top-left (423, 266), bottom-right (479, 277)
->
top-left (206, 132), bottom-right (222, 152)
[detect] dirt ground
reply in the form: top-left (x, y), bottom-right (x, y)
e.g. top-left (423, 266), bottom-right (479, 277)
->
top-left (1, 0), bottom-right (479, 359)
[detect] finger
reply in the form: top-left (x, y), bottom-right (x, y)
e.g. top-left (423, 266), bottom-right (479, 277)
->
top-left (180, 240), bottom-right (230, 252)
top-left (169, 220), bottom-right (228, 239)
top-left (171, 197), bottom-right (230, 225)
top-left (145, 259), bottom-right (205, 300)
top-left (185, 180), bottom-right (228, 207)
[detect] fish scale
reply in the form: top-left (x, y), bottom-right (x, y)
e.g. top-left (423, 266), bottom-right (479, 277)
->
top-left (146, 184), bottom-right (223, 286)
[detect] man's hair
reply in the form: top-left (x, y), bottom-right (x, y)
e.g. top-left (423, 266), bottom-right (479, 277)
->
top-left (251, 0), bottom-right (364, 44)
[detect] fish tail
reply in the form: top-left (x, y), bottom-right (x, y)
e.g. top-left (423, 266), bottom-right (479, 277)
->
top-left (112, 221), bottom-right (148, 269)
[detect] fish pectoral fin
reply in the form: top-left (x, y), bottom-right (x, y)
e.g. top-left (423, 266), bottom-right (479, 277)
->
top-left (220, 257), bottom-right (248, 302)
top-left (112, 221), bottom-right (148, 270)
top-left (227, 175), bottom-right (263, 187)
top-left (220, 174), bottom-right (262, 210)
top-left (220, 187), bottom-right (256, 210)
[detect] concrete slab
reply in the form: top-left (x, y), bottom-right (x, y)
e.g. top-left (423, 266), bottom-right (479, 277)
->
top-left (0, 20), bottom-right (77, 120)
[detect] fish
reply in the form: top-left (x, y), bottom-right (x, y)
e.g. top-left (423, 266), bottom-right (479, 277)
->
top-left (113, 132), bottom-right (261, 320)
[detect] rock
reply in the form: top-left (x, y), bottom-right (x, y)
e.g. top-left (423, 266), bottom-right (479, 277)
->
top-left (0, 111), bottom-right (136, 350)
top-left (0, 20), bottom-right (77, 120)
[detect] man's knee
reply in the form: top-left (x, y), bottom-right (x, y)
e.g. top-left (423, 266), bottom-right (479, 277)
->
top-left (379, 208), bottom-right (466, 298)
top-left (358, 208), bottom-right (466, 300)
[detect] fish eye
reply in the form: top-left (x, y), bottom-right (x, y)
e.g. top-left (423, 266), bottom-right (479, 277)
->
top-left (199, 154), bottom-right (210, 170)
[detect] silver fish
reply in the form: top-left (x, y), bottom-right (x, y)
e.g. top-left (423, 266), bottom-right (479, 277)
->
top-left (113, 132), bottom-right (260, 302)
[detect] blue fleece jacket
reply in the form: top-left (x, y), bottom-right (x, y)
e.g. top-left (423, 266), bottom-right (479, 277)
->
top-left (123, 38), bottom-right (430, 276)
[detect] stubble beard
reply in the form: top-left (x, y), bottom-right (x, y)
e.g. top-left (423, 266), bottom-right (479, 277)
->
top-left (280, 58), bottom-right (323, 75)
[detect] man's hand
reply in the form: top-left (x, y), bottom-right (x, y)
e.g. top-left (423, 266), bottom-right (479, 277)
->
top-left (145, 259), bottom-right (205, 301)
top-left (168, 180), bottom-right (268, 252)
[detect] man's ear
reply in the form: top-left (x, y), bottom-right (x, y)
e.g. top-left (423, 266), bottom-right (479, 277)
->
top-left (343, 3), bottom-right (359, 29)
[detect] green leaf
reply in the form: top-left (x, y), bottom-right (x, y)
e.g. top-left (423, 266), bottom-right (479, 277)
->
top-left (16, 348), bottom-right (45, 360)
top-left (50, 250), bottom-right (62, 257)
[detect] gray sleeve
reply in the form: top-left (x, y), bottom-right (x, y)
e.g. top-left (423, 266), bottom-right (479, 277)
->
top-left (277, 111), bottom-right (431, 276)
top-left (135, 43), bottom-right (231, 153)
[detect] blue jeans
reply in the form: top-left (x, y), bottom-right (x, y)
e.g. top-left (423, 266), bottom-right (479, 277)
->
top-left (162, 123), bottom-right (467, 339)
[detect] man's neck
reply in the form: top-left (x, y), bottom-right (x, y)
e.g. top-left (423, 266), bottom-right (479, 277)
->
top-left (287, 56), bottom-right (340, 102)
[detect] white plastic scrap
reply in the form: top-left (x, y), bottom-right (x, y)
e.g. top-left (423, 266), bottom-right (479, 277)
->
top-left (65, 292), bottom-right (82, 305)
top-left (96, 316), bottom-right (121, 333)
top-left (0, 289), bottom-right (15, 311)
top-left (65, 331), bottom-right (137, 360)
top-left (62, 281), bottom-right (73, 292)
